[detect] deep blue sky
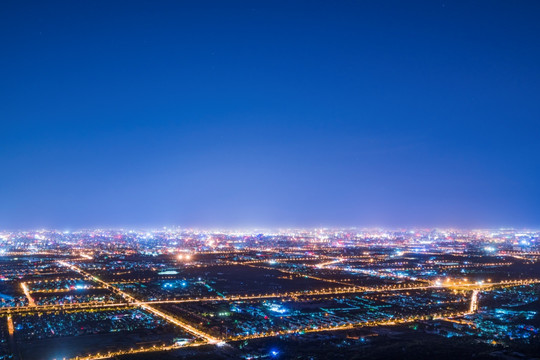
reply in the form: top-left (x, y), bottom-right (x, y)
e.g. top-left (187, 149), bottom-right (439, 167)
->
top-left (1, 1), bottom-right (539, 229)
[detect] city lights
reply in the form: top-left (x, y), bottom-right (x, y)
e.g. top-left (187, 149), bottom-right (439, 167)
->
top-left (0, 228), bottom-right (538, 359)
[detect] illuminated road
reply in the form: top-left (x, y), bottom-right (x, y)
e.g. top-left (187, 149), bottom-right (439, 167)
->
top-left (245, 263), bottom-right (362, 287)
top-left (20, 282), bottom-right (35, 306)
top-left (65, 341), bottom-right (207, 360)
top-left (6, 315), bottom-right (14, 336)
top-left (3, 278), bottom-right (538, 315)
top-left (225, 310), bottom-right (471, 341)
top-left (63, 309), bottom-right (472, 360)
top-left (57, 260), bottom-right (220, 343)
top-left (0, 302), bottom-right (132, 314)
top-left (315, 258), bottom-right (344, 268)
top-left (469, 290), bottom-right (479, 314)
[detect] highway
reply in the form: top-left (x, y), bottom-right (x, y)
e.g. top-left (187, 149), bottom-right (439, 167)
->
top-left (2, 277), bottom-right (538, 315)
top-left (56, 260), bottom-right (220, 343)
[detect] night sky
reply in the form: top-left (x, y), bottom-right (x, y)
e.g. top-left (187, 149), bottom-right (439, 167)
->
top-left (1, 1), bottom-right (539, 229)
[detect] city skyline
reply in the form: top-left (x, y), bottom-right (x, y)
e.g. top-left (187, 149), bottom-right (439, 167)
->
top-left (0, 227), bottom-right (539, 359)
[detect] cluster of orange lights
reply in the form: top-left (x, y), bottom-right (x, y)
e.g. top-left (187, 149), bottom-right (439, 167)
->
top-left (177, 254), bottom-right (192, 261)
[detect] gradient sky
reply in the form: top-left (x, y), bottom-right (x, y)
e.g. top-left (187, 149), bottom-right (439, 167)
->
top-left (1, 1), bottom-right (539, 229)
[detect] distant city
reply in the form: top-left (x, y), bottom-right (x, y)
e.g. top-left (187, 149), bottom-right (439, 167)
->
top-left (0, 228), bottom-right (539, 359)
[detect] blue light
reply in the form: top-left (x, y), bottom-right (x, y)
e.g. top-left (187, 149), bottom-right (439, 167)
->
top-left (268, 304), bottom-right (287, 314)
top-left (270, 350), bottom-right (279, 356)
